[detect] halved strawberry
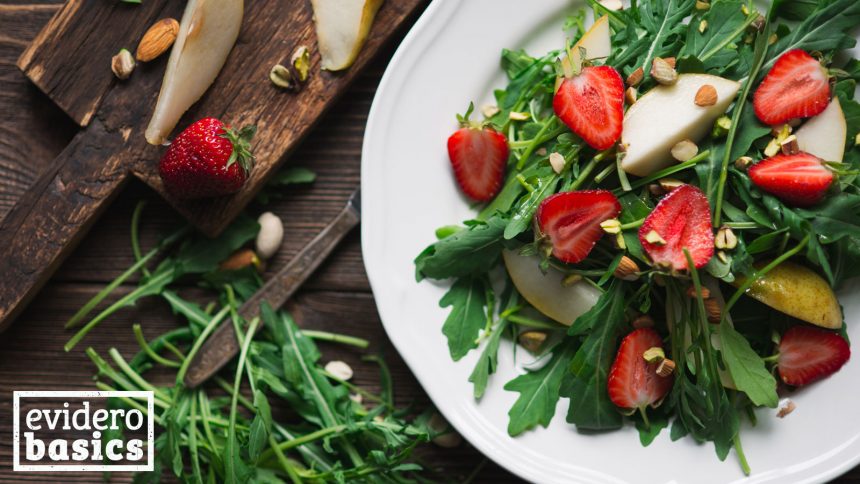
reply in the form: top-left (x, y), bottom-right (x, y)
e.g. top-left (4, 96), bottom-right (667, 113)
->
top-left (638, 185), bottom-right (713, 271)
top-left (608, 328), bottom-right (673, 411)
top-left (778, 326), bottom-right (850, 386)
top-left (753, 49), bottom-right (830, 126)
top-left (748, 152), bottom-right (833, 207)
top-left (447, 125), bottom-right (509, 202)
top-left (536, 190), bottom-right (621, 263)
top-left (554, 66), bottom-right (624, 150)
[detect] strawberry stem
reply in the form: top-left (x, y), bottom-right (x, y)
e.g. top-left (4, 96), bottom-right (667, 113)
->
top-left (638, 406), bottom-right (651, 430)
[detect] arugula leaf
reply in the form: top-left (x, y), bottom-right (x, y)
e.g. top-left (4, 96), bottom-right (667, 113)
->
top-left (636, 410), bottom-right (670, 446)
top-left (834, 80), bottom-right (860, 150)
top-left (632, 0), bottom-right (696, 83)
top-left (415, 217), bottom-right (507, 280)
top-left (469, 318), bottom-right (509, 398)
top-left (764, 0), bottom-right (860, 73)
top-left (440, 277), bottom-right (491, 360)
top-left (248, 389), bottom-right (273, 460)
top-left (504, 340), bottom-right (579, 436)
top-left (175, 214), bottom-right (260, 275)
top-left (774, 0), bottom-right (817, 21)
top-left (256, 166), bottom-right (316, 204)
top-left (562, 281), bottom-right (627, 431)
top-left (504, 168), bottom-right (560, 239)
top-left (681, 0), bottom-right (753, 73)
top-left (718, 323), bottom-right (778, 408)
top-left (501, 49), bottom-right (538, 79)
top-left (568, 279), bottom-right (622, 336)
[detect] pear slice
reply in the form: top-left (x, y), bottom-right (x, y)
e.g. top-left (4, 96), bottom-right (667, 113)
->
top-left (145, 0), bottom-right (244, 145)
top-left (621, 74), bottom-right (740, 177)
top-left (311, 0), bottom-right (384, 71)
top-left (732, 261), bottom-right (842, 329)
top-left (502, 250), bottom-right (601, 326)
top-left (568, 15), bottom-right (611, 69)
top-left (795, 97), bottom-right (847, 162)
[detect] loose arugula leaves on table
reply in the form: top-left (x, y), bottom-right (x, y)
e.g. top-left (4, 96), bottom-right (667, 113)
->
top-left (75, 207), bottom-right (438, 483)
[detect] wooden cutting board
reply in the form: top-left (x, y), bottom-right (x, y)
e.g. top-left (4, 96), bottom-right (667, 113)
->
top-left (0, 0), bottom-right (424, 332)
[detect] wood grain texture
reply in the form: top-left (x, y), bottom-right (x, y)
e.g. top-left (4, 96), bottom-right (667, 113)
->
top-left (17, 0), bottom-right (175, 126)
top-left (0, 0), bottom-right (423, 330)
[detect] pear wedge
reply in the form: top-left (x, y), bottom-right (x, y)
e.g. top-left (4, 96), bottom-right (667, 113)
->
top-left (733, 261), bottom-right (842, 329)
top-left (568, 15), bottom-right (611, 69)
top-left (621, 74), bottom-right (740, 177)
top-left (795, 97), bottom-right (847, 162)
top-left (145, 0), bottom-right (244, 145)
top-left (311, 0), bottom-right (384, 71)
top-left (502, 250), bottom-right (601, 326)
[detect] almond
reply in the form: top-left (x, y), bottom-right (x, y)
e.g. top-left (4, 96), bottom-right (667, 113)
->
top-left (651, 57), bottom-right (678, 85)
top-left (626, 67), bottom-right (644, 87)
top-left (671, 139), bottom-right (699, 162)
top-left (136, 18), bottom-right (179, 62)
top-left (694, 84), bottom-right (718, 107)
top-left (614, 256), bottom-right (640, 281)
top-left (625, 86), bottom-right (638, 105)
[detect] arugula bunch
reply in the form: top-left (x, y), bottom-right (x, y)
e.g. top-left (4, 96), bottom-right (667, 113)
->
top-left (69, 196), bottom-right (444, 483)
top-left (415, 0), bottom-right (860, 474)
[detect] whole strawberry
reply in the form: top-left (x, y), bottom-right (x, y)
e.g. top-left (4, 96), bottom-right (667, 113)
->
top-left (159, 117), bottom-right (256, 199)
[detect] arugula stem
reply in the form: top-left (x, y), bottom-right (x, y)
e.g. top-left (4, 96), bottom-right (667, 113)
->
top-left (734, 434), bottom-right (752, 476)
top-left (131, 200), bottom-right (151, 278)
top-left (93, 382), bottom-right (164, 426)
top-left (64, 248), bottom-right (159, 329)
top-left (268, 434), bottom-right (302, 484)
top-left (515, 118), bottom-right (555, 170)
top-left (620, 218), bottom-right (645, 230)
top-left (723, 222), bottom-right (759, 230)
top-left (508, 123), bottom-right (567, 149)
top-left (619, 151), bottom-right (710, 194)
top-left (714, 26), bottom-right (770, 226)
top-left (226, 317), bottom-right (260, 483)
top-left (188, 395), bottom-right (204, 484)
top-left (638, 406), bottom-right (651, 429)
top-left (507, 314), bottom-right (565, 330)
top-left (699, 13), bottom-right (760, 62)
top-left (300, 330), bottom-right (370, 349)
top-left (175, 305), bottom-right (231, 385)
top-left (65, 269), bottom-right (175, 351)
top-left (133, 324), bottom-right (181, 368)
top-left (570, 153), bottom-right (605, 190)
top-left (108, 348), bottom-right (170, 402)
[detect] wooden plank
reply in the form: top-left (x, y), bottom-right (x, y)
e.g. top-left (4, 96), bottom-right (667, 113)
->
top-left (16, 0), bottom-right (175, 126)
top-left (0, 121), bottom-right (131, 331)
top-left (129, 0), bottom-right (425, 236)
top-left (0, 0), bottom-right (425, 330)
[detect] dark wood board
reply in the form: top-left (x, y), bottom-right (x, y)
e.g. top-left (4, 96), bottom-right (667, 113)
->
top-left (0, 0), bottom-right (423, 332)
top-left (2, 2), bottom-right (859, 483)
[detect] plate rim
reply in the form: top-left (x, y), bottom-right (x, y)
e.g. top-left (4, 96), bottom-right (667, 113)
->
top-left (360, 1), bottom-right (860, 482)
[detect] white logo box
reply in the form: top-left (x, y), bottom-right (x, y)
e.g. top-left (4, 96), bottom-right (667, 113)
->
top-left (13, 390), bottom-right (154, 472)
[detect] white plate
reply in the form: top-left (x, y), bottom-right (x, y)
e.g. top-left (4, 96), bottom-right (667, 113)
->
top-left (361, 1), bottom-right (860, 482)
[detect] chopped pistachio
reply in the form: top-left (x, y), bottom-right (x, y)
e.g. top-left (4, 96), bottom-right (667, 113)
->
top-left (509, 111), bottom-right (530, 121)
top-left (482, 104), bottom-right (500, 118)
top-left (715, 225), bottom-right (738, 250)
top-left (643, 347), bottom-right (665, 363)
top-left (600, 218), bottom-right (622, 235)
top-left (270, 64), bottom-right (293, 89)
top-left (291, 45), bottom-right (311, 82)
top-left (645, 230), bottom-right (667, 245)
top-left (549, 152), bottom-right (566, 174)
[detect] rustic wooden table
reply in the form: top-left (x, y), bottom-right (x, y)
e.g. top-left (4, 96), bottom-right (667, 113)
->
top-left (0, 2), bottom-right (856, 483)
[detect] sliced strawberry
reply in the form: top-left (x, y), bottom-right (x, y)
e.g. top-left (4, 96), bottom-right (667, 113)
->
top-left (778, 326), bottom-right (850, 386)
top-left (536, 190), bottom-right (621, 263)
top-left (639, 185), bottom-right (713, 271)
top-left (748, 152), bottom-right (833, 207)
top-left (608, 328), bottom-right (674, 411)
top-left (753, 49), bottom-right (830, 126)
top-left (447, 126), bottom-right (508, 201)
top-left (554, 66), bottom-right (624, 150)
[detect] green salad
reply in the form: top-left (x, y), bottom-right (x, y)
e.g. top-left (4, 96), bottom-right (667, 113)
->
top-left (415, 0), bottom-right (860, 473)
